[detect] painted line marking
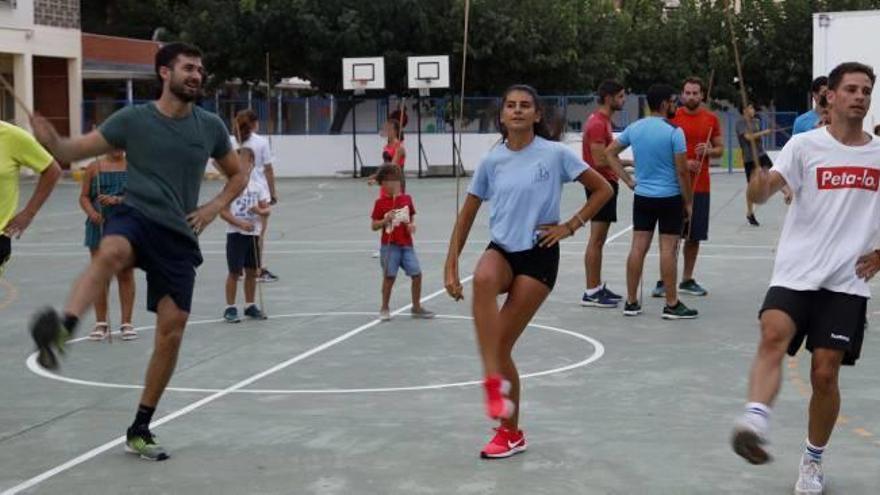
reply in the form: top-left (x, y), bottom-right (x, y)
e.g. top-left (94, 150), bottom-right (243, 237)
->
top-left (26, 313), bottom-right (603, 394)
top-left (4, 224), bottom-right (630, 494)
top-left (2, 278), bottom-right (469, 495)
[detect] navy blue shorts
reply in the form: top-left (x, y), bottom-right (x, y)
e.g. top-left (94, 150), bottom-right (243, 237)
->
top-left (103, 205), bottom-right (202, 313)
top-left (684, 193), bottom-right (710, 241)
top-left (226, 233), bottom-right (260, 274)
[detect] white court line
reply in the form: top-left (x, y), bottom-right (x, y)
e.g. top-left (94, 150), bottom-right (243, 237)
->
top-left (1, 280), bottom-right (470, 495)
top-left (26, 314), bottom-right (604, 394)
top-left (3, 224), bottom-right (632, 495)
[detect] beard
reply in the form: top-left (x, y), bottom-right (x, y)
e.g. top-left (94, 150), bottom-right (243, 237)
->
top-left (666, 106), bottom-right (677, 118)
top-left (169, 77), bottom-right (201, 103)
top-left (683, 100), bottom-right (700, 111)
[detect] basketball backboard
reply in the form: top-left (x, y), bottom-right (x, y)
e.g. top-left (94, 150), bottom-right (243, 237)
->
top-left (342, 57), bottom-right (386, 92)
top-left (407, 56), bottom-right (450, 91)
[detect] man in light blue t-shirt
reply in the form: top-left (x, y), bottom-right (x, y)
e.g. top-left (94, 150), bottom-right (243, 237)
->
top-left (606, 83), bottom-right (697, 320)
top-left (792, 76), bottom-right (828, 135)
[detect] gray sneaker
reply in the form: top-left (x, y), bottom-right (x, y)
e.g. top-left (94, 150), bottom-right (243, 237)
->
top-left (795, 457), bottom-right (824, 495)
top-left (651, 281), bottom-right (665, 298)
top-left (125, 427), bottom-right (170, 461)
top-left (411, 307), bottom-right (436, 319)
top-left (379, 309), bottom-right (391, 322)
top-left (679, 278), bottom-right (708, 296)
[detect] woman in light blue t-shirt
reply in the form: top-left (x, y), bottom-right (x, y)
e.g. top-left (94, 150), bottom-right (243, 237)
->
top-left (444, 85), bottom-right (613, 459)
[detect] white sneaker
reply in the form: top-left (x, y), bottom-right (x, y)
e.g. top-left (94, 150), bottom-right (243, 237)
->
top-left (795, 457), bottom-right (824, 495)
top-left (371, 251), bottom-right (380, 259)
top-left (379, 309), bottom-right (391, 322)
top-left (731, 416), bottom-right (772, 465)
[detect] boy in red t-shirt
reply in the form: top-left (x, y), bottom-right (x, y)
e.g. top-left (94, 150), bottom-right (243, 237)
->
top-left (371, 164), bottom-right (435, 321)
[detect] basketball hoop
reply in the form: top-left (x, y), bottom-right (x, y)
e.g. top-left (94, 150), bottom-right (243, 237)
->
top-left (417, 79), bottom-right (432, 97)
top-left (352, 78), bottom-right (369, 96)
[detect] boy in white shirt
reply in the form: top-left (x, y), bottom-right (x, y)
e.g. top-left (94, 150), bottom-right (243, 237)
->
top-left (221, 147), bottom-right (270, 322)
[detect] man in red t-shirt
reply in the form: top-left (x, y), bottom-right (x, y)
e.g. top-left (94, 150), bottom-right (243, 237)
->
top-left (653, 76), bottom-right (723, 298)
top-left (581, 80), bottom-right (634, 308)
top-left (371, 164), bottom-right (434, 321)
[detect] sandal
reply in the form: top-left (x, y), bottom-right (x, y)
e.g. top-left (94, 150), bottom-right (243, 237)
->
top-left (88, 322), bottom-right (110, 341)
top-left (120, 323), bottom-right (137, 341)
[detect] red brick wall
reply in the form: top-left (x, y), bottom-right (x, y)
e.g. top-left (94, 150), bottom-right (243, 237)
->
top-left (82, 33), bottom-right (160, 66)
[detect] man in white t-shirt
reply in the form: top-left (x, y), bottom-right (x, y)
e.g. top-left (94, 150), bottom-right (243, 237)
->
top-left (731, 62), bottom-right (880, 495)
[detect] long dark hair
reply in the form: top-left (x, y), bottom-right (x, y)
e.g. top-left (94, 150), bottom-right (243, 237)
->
top-left (496, 84), bottom-right (561, 142)
top-left (234, 109), bottom-right (259, 144)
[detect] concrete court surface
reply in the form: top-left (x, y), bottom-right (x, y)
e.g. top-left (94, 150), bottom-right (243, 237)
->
top-left (1, 172), bottom-right (878, 494)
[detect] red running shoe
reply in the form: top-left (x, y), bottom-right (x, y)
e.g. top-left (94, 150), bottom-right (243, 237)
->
top-left (480, 426), bottom-right (527, 459)
top-left (483, 374), bottom-right (514, 419)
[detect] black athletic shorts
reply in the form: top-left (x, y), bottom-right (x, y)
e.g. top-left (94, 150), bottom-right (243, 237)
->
top-left (760, 286), bottom-right (867, 366)
top-left (0, 234), bottom-right (10, 274)
top-left (633, 194), bottom-right (683, 235)
top-left (226, 233), bottom-right (261, 275)
top-left (487, 241), bottom-right (560, 290)
top-left (684, 193), bottom-right (710, 242)
top-left (585, 180), bottom-right (618, 223)
top-left (104, 204), bottom-right (203, 314)
top-left (744, 154), bottom-right (773, 182)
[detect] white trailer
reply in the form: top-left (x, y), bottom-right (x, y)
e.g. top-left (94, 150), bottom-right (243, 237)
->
top-left (813, 9), bottom-right (880, 132)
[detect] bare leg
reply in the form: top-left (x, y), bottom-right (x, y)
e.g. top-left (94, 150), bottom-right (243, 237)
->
top-left (381, 277), bottom-right (395, 311)
top-left (658, 234), bottom-right (680, 307)
top-left (626, 231), bottom-right (653, 303)
top-left (89, 248), bottom-right (110, 323)
top-left (471, 250), bottom-right (514, 377)
top-left (225, 273), bottom-right (238, 306)
top-left (682, 240), bottom-right (700, 281)
top-left (259, 217), bottom-right (268, 274)
top-left (808, 349), bottom-right (844, 447)
top-left (139, 296), bottom-right (188, 408)
top-left (747, 310), bottom-right (797, 405)
top-left (244, 268), bottom-right (257, 303)
top-left (585, 221), bottom-right (611, 290)
top-left (66, 237), bottom-right (135, 318)
top-left (410, 274), bottom-right (422, 311)
top-left (117, 267), bottom-right (135, 325)
top-left (497, 276), bottom-right (550, 432)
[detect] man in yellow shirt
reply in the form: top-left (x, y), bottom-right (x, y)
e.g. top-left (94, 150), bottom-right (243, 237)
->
top-left (0, 120), bottom-right (61, 275)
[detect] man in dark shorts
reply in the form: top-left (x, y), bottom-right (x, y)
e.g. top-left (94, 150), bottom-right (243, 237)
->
top-left (736, 101), bottom-right (775, 226)
top-left (605, 84), bottom-right (697, 320)
top-left (580, 80), bottom-right (634, 308)
top-left (27, 42), bottom-right (248, 461)
top-left (731, 62), bottom-right (880, 495)
top-left (653, 77), bottom-right (723, 298)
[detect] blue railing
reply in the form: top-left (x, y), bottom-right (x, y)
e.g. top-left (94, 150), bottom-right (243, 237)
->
top-left (82, 98), bottom-right (799, 173)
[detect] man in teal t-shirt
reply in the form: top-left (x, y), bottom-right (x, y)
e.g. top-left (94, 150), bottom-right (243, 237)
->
top-left (27, 42), bottom-right (248, 461)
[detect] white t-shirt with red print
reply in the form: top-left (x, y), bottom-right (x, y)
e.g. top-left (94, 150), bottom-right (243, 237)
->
top-left (770, 127), bottom-right (880, 297)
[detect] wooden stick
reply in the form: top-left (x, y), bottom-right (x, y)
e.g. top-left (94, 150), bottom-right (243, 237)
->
top-left (0, 73), bottom-right (33, 121)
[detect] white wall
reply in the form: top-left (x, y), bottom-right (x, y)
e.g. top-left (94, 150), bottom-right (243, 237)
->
top-left (263, 132), bottom-right (632, 178)
top-left (813, 10), bottom-right (880, 132)
top-left (0, 1), bottom-right (82, 135)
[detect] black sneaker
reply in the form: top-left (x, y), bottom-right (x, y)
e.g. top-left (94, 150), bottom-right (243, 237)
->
top-left (662, 301), bottom-right (699, 320)
top-left (244, 305), bottom-right (267, 320)
top-left (125, 426), bottom-right (170, 461)
top-left (623, 301), bottom-right (642, 316)
top-left (30, 307), bottom-right (71, 370)
top-left (258, 268), bottom-right (279, 283)
top-left (223, 307), bottom-right (240, 323)
top-left (746, 213), bottom-right (760, 227)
